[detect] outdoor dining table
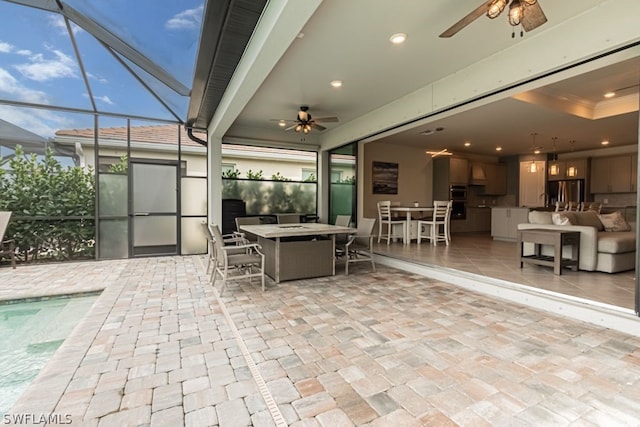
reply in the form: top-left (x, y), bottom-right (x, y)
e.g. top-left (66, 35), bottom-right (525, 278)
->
top-left (390, 205), bottom-right (434, 244)
top-left (239, 222), bottom-right (356, 283)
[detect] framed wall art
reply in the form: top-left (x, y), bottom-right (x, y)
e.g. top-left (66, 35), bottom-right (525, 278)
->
top-left (372, 161), bottom-right (398, 194)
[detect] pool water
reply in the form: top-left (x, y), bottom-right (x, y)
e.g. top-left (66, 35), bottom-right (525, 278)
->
top-left (0, 295), bottom-right (98, 414)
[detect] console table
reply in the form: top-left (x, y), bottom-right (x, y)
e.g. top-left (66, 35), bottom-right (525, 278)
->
top-left (518, 229), bottom-right (580, 275)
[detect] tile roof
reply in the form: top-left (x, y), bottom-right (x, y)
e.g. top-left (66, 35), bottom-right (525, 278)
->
top-left (55, 124), bottom-right (319, 157)
top-left (56, 125), bottom-right (205, 147)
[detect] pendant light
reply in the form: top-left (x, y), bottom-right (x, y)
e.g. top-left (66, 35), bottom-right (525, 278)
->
top-left (528, 132), bottom-right (539, 173)
top-left (549, 137), bottom-right (559, 176)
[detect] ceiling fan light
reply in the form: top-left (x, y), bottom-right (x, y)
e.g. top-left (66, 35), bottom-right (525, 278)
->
top-left (487, 0), bottom-right (508, 19)
top-left (295, 124), bottom-right (302, 132)
top-left (508, 0), bottom-right (524, 26)
top-left (522, 0), bottom-right (537, 5)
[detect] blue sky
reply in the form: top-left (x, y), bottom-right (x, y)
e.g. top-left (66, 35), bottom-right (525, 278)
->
top-left (0, 0), bottom-right (204, 138)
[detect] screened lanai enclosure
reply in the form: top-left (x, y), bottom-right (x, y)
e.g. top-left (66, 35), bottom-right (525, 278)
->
top-left (0, 0), bottom-right (320, 264)
top-left (0, 0), bottom-right (210, 262)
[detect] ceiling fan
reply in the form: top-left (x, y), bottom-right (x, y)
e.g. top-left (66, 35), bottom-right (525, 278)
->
top-left (440, 0), bottom-right (547, 38)
top-left (274, 106), bottom-right (339, 134)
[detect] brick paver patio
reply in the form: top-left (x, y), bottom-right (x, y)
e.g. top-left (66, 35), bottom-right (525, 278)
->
top-left (1, 256), bottom-right (640, 426)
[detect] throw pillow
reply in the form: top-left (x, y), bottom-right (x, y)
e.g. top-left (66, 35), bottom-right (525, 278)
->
top-left (528, 210), bottom-right (553, 224)
top-left (575, 211), bottom-right (604, 231)
top-left (598, 211), bottom-right (631, 232)
top-left (551, 212), bottom-right (573, 225)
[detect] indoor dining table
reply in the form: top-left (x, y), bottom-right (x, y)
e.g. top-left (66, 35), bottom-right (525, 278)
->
top-left (390, 205), bottom-right (434, 244)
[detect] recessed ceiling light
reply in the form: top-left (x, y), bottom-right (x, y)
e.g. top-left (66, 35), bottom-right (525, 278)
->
top-left (330, 80), bottom-right (342, 88)
top-left (389, 33), bottom-right (407, 44)
top-left (278, 120), bottom-right (286, 127)
top-left (464, 142), bottom-right (471, 147)
top-left (604, 91), bottom-right (616, 98)
top-left (601, 140), bottom-right (610, 145)
top-left (496, 146), bottom-right (503, 151)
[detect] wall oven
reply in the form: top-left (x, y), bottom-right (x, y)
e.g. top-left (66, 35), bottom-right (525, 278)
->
top-left (449, 185), bottom-right (467, 220)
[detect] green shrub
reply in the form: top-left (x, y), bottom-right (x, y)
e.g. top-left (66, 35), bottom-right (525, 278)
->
top-left (0, 146), bottom-right (95, 262)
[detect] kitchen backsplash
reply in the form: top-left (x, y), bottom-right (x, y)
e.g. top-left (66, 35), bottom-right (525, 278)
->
top-left (594, 193), bottom-right (637, 207)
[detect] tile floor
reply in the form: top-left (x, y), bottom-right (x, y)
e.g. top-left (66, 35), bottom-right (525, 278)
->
top-left (1, 254), bottom-right (640, 426)
top-left (372, 232), bottom-right (636, 310)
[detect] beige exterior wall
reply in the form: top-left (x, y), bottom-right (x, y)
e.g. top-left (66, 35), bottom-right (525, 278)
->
top-left (221, 155), bottom-right (315, 180)
top-left (82, 146), bottom-right (208, 176)
top-left (363, 141), bottom-right (434, 219)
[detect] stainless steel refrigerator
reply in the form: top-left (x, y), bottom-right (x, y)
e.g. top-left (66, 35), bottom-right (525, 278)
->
top-left (548, 179), bottom-right (585, 205)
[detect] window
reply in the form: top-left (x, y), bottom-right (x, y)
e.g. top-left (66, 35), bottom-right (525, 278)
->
top-left (301, 168), bottom-right (316, 181)
top-left (222, 163), bottom-right (236, 173)
top-left (98, 156), bottom-right (125, 173)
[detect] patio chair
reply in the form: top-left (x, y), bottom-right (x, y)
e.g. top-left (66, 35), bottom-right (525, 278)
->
top-left (417, 200), bottom-right (452, 246)
top-left (203, 222), bottom-right (246, 275)
top-left (210, 224), bottom-right (265, 296)
top-left (337, 217), bottom-right (376, 275)
top-left (377, 201), bottom-right (406, 245)
top-left (277, 214), bottom-right (301, 224)
top-left (235, 216), bottom-right (261, 243)
top-left (0, 212), bottom-right (16, 269)
top-left (334, 214), bottom-right (352, 250)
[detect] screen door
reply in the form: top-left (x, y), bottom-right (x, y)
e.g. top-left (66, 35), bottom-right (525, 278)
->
top-left (131, 161), bottom-right (178, 256)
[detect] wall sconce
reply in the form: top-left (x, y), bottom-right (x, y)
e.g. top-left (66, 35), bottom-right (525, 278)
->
top-left (567, 166), bottom-right (577, 177)
top-left (549, 164), bottom-right (559, 176)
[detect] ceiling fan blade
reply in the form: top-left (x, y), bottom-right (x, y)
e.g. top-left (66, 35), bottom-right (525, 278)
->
top-left (439, 1), bottom-right (492, 38)
top-left (312, 123), bottom-right (326, 131)
top-left (521, 1), bottom-right (547, 32)
top-left (284, 124), bottom-right (297, 131)
top-left (314, 116), bottom-right (339, 123)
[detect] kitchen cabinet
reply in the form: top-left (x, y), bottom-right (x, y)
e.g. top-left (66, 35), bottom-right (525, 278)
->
top-left (548, 158), bottom-right (587, 180)
top-left (590, 155), bottom-right (634, 193)
top-left (491, 207), bottom-right (529, 241)
top-left (449, 158), bottom-right (469, 185)
top-left (483, 163), bottom-right (507, 195)
top-left (450, 207), bottom-right (491, 233)
top-left (433, 157), bottom-right (469, 199)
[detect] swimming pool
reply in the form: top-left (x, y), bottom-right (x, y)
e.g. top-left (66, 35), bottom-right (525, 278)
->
top-left (0, 294), bottom-right (98, 414)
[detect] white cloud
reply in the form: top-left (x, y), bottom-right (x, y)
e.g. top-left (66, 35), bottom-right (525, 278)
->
top-left (86, 72), bottom-right (108, 84)
top-left (0, 41), bottom-right (13, 53)
top-left (0, 67), bottom-right (49, 104)
top-left (0, 105), bottom-right (71, 138)
top-left (95, 95), bottom-right (114, 105)
top-left (165, 5), bottom-right (204, 30)
top-left (47, 15), bottom-right (83, 36)
top-left (14, 48), bottom-right (78, 82)
top-left (16, 50), bottom-right (32, 56)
